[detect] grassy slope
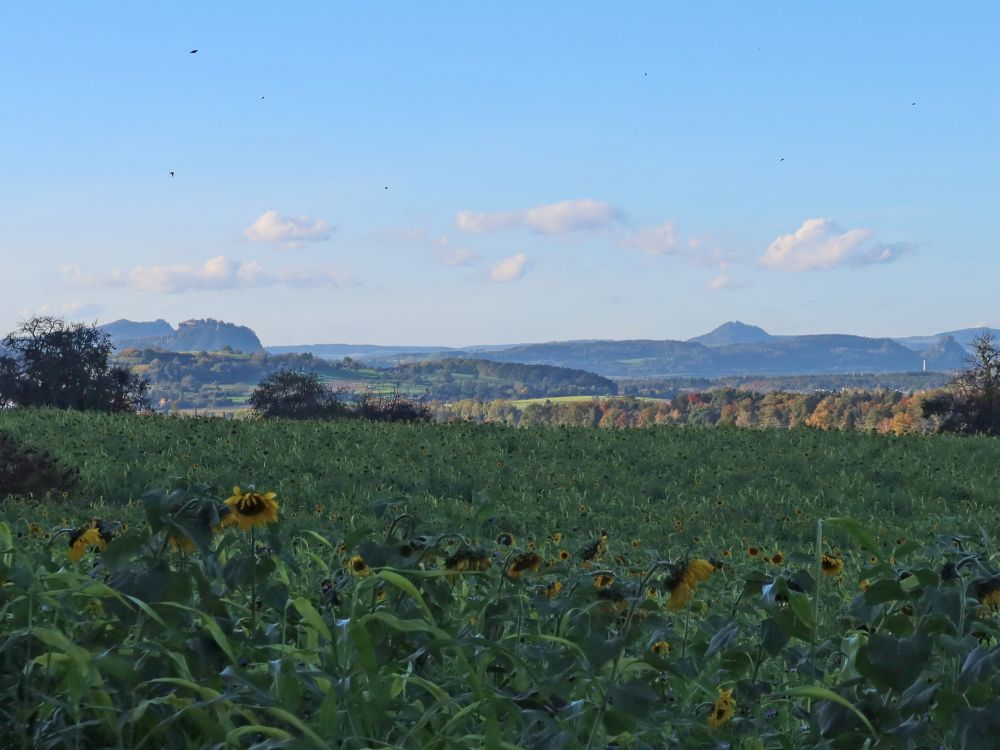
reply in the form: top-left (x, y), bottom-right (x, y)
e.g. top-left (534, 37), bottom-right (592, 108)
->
top-left (2, 408), bottom-right (998, 554)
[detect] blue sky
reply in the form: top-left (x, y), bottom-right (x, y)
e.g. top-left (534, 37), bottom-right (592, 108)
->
top-left (2, 2), bottom-right (997, 346)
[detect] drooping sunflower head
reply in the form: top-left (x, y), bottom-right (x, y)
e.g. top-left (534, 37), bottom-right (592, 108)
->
top-left (507, 552), bottom-right (542, 579)
top-left (222, 486), bottom-right (279, 531)
top-left (820, 554), bottom-right (844, 577)
top-left (543, 580), bottom-right (563, 599)
top-left (550, 532), bottom-right (562, 544)
top-left (593, 573), bottom-right (615, 589)
top-left (167, 534), bottom-right (197, 553)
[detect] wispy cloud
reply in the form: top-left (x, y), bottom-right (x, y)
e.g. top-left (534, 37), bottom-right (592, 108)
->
top-left (489, 253), bottom-right (527, 282)
top-left (457, 199), bottom-right (622, 235)
top-left (438, 248), bottom-right (480, 267)
top-left (62, 256), bottom-right (351, 294)
top-left (244, 210), bottom-right (334, 249)
top-left (760, 218), bottom-right (912, 271)
top-left (624, 221), bottom-right (678, 255)
top-left (704, 274), bottom-right (746, 292)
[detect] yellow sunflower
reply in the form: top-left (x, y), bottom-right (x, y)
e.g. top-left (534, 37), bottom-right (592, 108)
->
top-left (68, 526), bottom-right (106, 562)
top-left (708, 687), bottom-right (735, 728)
top-left (651, 640), bottom-right (671, 656)
top-left (222, 486), bottom-right (279, 531)
top-left (820, 554), bottom-right (844, 577)
top-left (666, 559), bottom-right (715, 611)
top-left (348, 554), bottom-right (370, 576)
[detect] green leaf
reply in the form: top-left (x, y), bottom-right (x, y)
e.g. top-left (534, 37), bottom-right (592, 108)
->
top-left (292, 597), bottom-right (332, 642)
top-left (32, 627), bottom-right (91, 671)
top-left (376, 569), bottom-right (436, 625)
top-left (779, 685), bottom-right (876, 736)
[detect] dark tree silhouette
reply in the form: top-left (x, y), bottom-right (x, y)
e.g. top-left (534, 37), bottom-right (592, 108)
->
top-left (248, 369), bottom-right (347, 419)
top-left (0, 317), bottom-right (149, 412)
top-left (923, 333), bottom-right (1000, 435)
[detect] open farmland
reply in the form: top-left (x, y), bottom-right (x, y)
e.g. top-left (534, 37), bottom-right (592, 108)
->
top-left (2, 409), bottom-right (1000, 747)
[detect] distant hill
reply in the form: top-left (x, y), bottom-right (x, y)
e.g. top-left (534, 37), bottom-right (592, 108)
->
top-left (100, 319), bottom-right (173, 342)
top-left (102, 318), bottom-right (264, 353)
top-left (894, 327), bottom-right (1000, 351)
top-left (921, 335), bottom-right (968, 370)
top-left (470, 335), bottom-right (930, 378)
top-left (687, 321), bottom-right (775, 347)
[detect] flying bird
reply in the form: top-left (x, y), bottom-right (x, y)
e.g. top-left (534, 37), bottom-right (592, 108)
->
top-left (189, 49), bottom-right (198, 54)
top-left (169, 171), bottom-right (175, 177)
top-left (779, 157), bottom-right (784, 161)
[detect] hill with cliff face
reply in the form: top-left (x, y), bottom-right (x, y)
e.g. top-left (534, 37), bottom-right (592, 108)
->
top-left (101, 318), bottom-right (264, 353)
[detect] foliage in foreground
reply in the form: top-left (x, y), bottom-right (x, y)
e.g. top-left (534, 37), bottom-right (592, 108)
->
top-left (4, 482), bottom-right (1000, 748)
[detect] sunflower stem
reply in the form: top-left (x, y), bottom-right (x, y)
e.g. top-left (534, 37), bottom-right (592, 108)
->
top-left (250, 526), bottom-right (257, 632)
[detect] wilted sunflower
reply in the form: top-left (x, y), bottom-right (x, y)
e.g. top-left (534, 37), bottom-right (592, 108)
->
top-left (507, 552), bottom-right (542, 579)
top-left (222, 486), bottom-right (279, 531)
top-left (67, 526), bottom-right (107, 562)
top-left (651, 640), bottom-right (670, 656)
top-left (820, 554), bottom-right (844, 577)
top-left (594, 573), bottom-right (615, 589)
top-left (581, 536), bottom-right (607, 563)
top-left (348, 554), bottom-right (370, 576)
top-left (550, 532), bottom-right (562, 544)
top-left (665, 559), bottom-right (715, 611)
top-left (707, 687), bottom-right (735, 728)
top-left (445, 548), bottom-right (491, 575)
top-left (544, 580), bottom-right (563, 599)
top-left (496, 532), bottom-right (516, 547)
top-left (167, 534), bottom-right (197, 553)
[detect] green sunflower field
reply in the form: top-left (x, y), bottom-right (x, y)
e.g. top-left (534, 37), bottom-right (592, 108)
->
top-left (2, 407), bottom-right (1000, 748)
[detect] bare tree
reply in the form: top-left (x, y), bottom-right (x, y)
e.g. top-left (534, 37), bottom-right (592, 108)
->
top-left (923, 333), bottom-right (1000, 435)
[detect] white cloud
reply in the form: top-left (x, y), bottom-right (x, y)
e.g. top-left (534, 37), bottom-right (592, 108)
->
top-left (457, 199), bottom-right (622, 235)
top-left (244, 210), bottom-right (333, 248)
top-left (626, 221), bottom-right (678, 255)
top-left (704, 274), bottom-right (746, 292)
top-left (489, 253), bottom-right (527, 282)
top-left (760, 218), bottom-right (911, 272)
top-left (438, 248), bottom-right (480, 267)
top-left (62, 256), bottom-right (351, 294)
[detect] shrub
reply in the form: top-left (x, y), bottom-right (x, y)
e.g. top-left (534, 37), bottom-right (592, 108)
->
top-left (0, 430), bottom-right (79, 501)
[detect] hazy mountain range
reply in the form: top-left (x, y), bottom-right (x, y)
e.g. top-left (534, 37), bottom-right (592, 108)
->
top-left (102, 319), bottom-right (995, 379)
